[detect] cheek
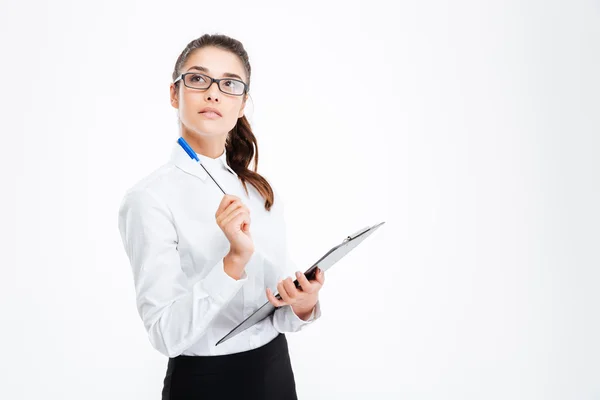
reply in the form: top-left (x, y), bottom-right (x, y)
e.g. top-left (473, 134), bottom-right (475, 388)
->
top-left (224, 103), bottom-right (243, 122)
top-left (179, 94), bottom-right (200, 114)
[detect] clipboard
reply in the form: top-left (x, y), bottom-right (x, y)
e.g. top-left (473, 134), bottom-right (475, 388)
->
top-left (216, 221), bottom-right (385, 346)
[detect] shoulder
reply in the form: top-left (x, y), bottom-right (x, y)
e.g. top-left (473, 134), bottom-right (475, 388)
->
top-left (123, 163), bottom-right (173, 195)
top-left (269, 182), bottom-right (288, 216)
top-left (118, 163), bottom-right (177, 216)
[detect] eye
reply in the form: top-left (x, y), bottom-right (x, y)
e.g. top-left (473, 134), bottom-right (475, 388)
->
top-left (190, 74), bottom-right (206, 82)
top-left (224, 80), bottom-right (244, 90)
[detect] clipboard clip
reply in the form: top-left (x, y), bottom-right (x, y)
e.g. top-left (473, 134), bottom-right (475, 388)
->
top-left (344, 226), bottom-right (370, 242)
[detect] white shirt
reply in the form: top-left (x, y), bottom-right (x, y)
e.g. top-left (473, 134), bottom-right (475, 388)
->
top-left (117, 140), bottom-right (321, 358)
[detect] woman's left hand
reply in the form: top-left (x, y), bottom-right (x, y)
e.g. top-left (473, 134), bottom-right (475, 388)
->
top-left (266, 267), bottom-right (325, 320)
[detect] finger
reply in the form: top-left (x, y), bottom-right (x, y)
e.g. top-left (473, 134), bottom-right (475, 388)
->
top-left (240, 211), bottom-right (252, 231)
top-left (222, 203), bottom-right (251, 228)
top-left (216, 195), bottom-right (238, 217)
top-left (295, 271), bottom-right (314, 293)
top-left (220, 208), bottom-right (249, 229)
top-left (266, 288), bottom-right (286, 307)
top-left (216, 200), bottom-right (240, 224)
top-left (315, 267), bottom-right (325, 286)
top-left (223, 200), bottom-right (250, 218)
top-left (282, 278), bottom-right (298, 299)
top-left (219, 201), bottom-right (243, 223)
top-left (277, 280), bottom-right (293, 303)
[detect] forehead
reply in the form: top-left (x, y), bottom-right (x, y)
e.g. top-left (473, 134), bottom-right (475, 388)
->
top-left (183, 46), bottom-right (246, 80)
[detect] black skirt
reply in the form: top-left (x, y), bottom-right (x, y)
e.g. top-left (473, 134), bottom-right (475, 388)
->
top-left (162, 333), bottom-right (298, 400)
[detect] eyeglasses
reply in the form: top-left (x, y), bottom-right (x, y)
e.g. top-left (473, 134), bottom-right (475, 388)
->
top-left (173, 72), bottom-right (248, 96)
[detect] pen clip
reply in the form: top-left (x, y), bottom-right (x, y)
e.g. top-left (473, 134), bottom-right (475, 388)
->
top-left (344, 225), bottom-right (370, 242)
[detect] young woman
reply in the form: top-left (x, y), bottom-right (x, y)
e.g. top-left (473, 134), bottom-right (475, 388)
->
top-left (118, 34), bottom-right (325, 399)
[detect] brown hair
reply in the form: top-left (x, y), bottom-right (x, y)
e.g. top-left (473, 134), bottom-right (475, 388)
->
top-left (172, 33), bottom-right (275, 211)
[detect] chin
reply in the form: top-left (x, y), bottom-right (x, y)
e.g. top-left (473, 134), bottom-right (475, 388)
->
top-left (189, 124), bottom-right (226, 138)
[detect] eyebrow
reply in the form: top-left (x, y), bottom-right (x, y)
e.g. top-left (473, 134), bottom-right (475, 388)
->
top-left (186, 66), bottom-right (244, 81)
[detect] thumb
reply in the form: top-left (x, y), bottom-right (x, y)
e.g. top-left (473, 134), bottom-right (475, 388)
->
top-left (241, 221), bottom-right (250, 233)
top-left (316, 267), bottom-right (325, 284)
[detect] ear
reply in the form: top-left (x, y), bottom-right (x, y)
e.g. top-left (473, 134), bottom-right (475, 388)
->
top-left (170, 83), bottom-right (179, 109)
top-left (237, 94), bottom-right (247, 118)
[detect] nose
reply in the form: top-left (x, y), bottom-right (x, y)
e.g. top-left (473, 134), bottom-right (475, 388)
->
top-left (204, 80), bottom-right (220, 102)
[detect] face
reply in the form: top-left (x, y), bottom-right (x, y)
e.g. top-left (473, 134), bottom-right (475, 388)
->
top-left (170, 46), bottom-right (248, 139)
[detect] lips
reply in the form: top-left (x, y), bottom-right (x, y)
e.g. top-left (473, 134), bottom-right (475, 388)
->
top-left (199, 107), bottom-right (222, 117)
top-left (200, 112), bottom-right (221, 120)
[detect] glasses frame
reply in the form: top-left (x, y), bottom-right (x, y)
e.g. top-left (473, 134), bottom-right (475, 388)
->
top-left (173, 72), bottom-right (248, 96)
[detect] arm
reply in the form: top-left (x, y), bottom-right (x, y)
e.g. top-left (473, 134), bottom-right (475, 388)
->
top-left (269, 192), bottom-right (322, 333)
top-left (271, 273), bottom-right (323, 332)
top-left (271, 250), bottom-right (322, 332)
top-left (118, 188), bottom-right (248, 357)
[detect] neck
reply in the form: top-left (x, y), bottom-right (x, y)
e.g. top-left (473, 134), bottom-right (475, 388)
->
top-left (181, 127), bottom-right (227, 159)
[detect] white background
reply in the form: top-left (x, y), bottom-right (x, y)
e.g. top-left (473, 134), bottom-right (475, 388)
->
top-left (2, 0), bottom-right (599, 399)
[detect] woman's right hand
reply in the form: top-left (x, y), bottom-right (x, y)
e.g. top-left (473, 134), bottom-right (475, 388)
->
top-left (215, 194), bottom-right (255, 262)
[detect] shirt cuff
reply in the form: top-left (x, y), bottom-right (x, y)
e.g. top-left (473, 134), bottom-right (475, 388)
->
top-left (289, 300), bottom-right (320, 323)
top-left (274, 299), bottom-right (322, 333)
top-left (200, 258), bottom-right (248, 305)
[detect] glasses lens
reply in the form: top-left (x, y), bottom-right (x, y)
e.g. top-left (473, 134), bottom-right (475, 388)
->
top-left (183, 73), bottom-right (245, 95)
top-left (184, 73), bottom-right (210, 89)
top-left (219, 79), bottom-right (245, 95)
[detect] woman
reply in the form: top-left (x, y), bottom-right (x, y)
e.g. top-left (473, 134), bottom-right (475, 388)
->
top-left (117, 34), bottom-right (325, 399)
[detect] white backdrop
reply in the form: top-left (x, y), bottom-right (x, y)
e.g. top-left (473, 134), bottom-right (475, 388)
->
top-left (2, 0), bottom-right (599, 399)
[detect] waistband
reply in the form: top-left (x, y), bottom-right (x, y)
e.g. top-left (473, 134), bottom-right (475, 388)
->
top-left (167, 333), bottom-right (288, 373)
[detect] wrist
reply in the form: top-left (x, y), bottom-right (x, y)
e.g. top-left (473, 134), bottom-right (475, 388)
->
top-left (292, 303), bottom-right (316, 321)
top-left (226, 249), bottom-right (252, 263)
top-left (223, 252), bottom-right (249, 280)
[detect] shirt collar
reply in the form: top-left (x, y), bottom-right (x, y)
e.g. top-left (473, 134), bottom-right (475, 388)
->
top-left (170, 140), bottom-right (238, 181)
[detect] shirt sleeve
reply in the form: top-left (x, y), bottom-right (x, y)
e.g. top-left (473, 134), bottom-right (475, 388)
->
top-left (272, 300), bottom-right (323, 333)
top-left (118, 188), bottom-right (248, 357)
top-left (270, 190), bottom-right (322, 333)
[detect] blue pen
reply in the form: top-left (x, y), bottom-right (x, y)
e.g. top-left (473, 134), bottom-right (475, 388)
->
top-left (177, 137), bottom-right (228, 195)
